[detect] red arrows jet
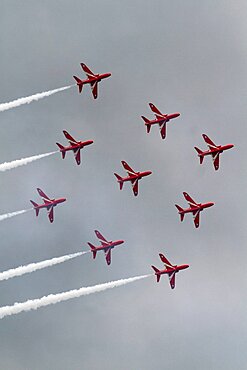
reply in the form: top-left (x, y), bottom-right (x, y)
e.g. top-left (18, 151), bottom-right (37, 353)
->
top-left (152, 253), bottom-right (189, 289)
top-left (195, 134), bottom-right (234, 170)
top-left (73, 63), bottom-right (111, 99)
top-left (88, 230), bottom-right (124, 265)
top-left (30, 188), bottom-right (66, 223)
top-left (175, 192), bottom-right (214, 228)
top-left (56, 130), bottom-right (93, 165)
top-left (141, 103), bottom-right (180, 139)
top-left (114, 161), bottom-right (152, 196)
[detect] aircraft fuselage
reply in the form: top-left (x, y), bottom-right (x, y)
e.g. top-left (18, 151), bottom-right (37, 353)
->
top-left (94, 239), bottom-right (124, 252)
top-left (121, 171), bottom-right (152, 183)
top-left (179, 202), bottom-right (214, 214)
top-left (155, 264), bottom-right (189, 277)
top-left (60, 140), bottom-right (94, 153)
top-left (200, 144), bottom-right (234, 157)
top-left (35, 198), bottom-right (66, 210)
top-left (77, 73), bottom-right (111, 86)
top-left (145, 113), bottom-right (180, 127)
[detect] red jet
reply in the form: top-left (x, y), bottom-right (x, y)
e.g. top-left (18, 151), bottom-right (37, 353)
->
top-left (73, 63), bottom-right (111, 99)
top-left (30, 188), bottom-right (66, 223)
top-left (88, 230), bottom-right (124, 265)
top-left (114, 161), bottom-right (152, 196)
top-left (141, 103), bottom-right (180, 139)
top-left (56, 130), bottom-right (93, 165)
top-left (195, 134), bottom-right (234, 170)
top-left (152, 253), bottom-right (189, 289)
top-left (175, 192), bottom-right (214, 228)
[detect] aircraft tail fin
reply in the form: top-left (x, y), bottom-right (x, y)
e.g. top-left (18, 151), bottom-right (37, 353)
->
top-left (88, 242), bottom-right (97, 259)
top-left (151, 266), bottom-right (161, 282)
top-left (73, 76), bottom-right (83, 93)
top-left (56, 143), bottom-right (66, 159)
top-left (175, 205), bottom-right (185, 221)
top-left (194, 147), bottom-right (204, 164)
top-left (141, 116), bottom-right (151, 133)
top-left (114, 173), bottom-right (124, 190)
top-left (30, 200), bottom-right (39, 216)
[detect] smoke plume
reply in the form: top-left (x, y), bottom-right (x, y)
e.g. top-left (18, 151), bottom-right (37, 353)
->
top-left (0, 151), bottom-right (58, 172)
top-left (0, 274), bottom-right (151, 319)
top-left (0, 85), bottom-right (73, 112)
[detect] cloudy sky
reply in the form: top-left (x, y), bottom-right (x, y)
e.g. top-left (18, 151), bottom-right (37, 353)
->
top-left (0, 1), bottom-right (246, 369)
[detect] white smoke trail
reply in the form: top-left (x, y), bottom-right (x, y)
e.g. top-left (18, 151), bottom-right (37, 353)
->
top-left (0, 274), bottom-right (152, 319)
top-left (0, 251), bottom-right (89, 282)
top-left (0, 85), bottom-right (73, 112)
top-left (0, 209), bottom-right (31, 222)
top-left (0, 151), bottom-right (58, 172)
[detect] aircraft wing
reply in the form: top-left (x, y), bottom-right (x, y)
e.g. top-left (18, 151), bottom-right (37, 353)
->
top-left (168, 271), bottom-right (176, 289)
top-left (160, 122), bottom-right (167, 139)
top-left (159, 253), bottom-right (173, 269)
top-left (104, 247), bottom-right (111, 265)
top-left (193, 210), bottom-right (200, 228)
top-left (149, 103), bottom-right (164, 119)
top-left (37, 188), bottom-right (52, 204)
top-left (202, 134), bottom-right (218, 150)
top-left (48, 206), bottom-right (54, 223)
top-left (73, 148), bottom-right (81, 165)
top-left (131, 178), bottom-right (139, 196)
top-left (212, 152), bottom-right (220, 171)
top-left (183, 192), bottom-right (198, 208)
top-left (80, 63), bottom-right (96, 79)
top-left (121, 161), bottom-right (136, 176)
top-left (90, 81), bottom-right (98, 99)
top-left (63, 130), bottom-right (78, 146)
top-left (95, 230), bottom-right (109, 244)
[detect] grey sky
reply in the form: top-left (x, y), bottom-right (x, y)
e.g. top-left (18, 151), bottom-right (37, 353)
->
top-left (0, 1), bottom-right (246, 369)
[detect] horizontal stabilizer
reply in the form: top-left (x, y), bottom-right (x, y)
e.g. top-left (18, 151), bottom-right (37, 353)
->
top-left (30, 200), bottom-right (39, 216)
top-left (88, 242), bottom-right (97, 259)
top-left (194, 147), bottom-right (204, 164)
top-left (141, 116), bottom-right (151, 133)
top-left (114, 173), bottom-right (123, 190)
top-left (73, 76), bottom-right (83, 93)
top-left (151, 265), bottom-right (161, 282)
top-left (56, 143), bottom-right (66, 159)
top-left (175, 205), bottom-right (184, 221)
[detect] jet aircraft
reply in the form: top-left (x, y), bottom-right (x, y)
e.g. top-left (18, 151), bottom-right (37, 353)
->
top-left (195, 134), bottom-right (234, 170)
top-left (73, 63), bottom-right (111, 99)
top-left (175, 192), bottom-right (214, 228)
top-left (56, 130), bottom-right (93, 165)
top-left (114, 161), bottom-right (152, 196)
top-left (30, 188), bottom-right (66, 223)
top-left (141, 103), bottom-right (180, 139)
top-left (152, 253), bottom-right (189, 289)
top-left (88, 230), bottom-right (124, 265)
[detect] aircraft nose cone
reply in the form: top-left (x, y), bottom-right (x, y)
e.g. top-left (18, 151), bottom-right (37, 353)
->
top-left (146, 171), bottom-right (152, 176)
top-left (61, 198), bottom-right (66, 203)
top-left (208, 202), bottom-right (214, 207)
top-left (179, 264), bottom-right (189, 271)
